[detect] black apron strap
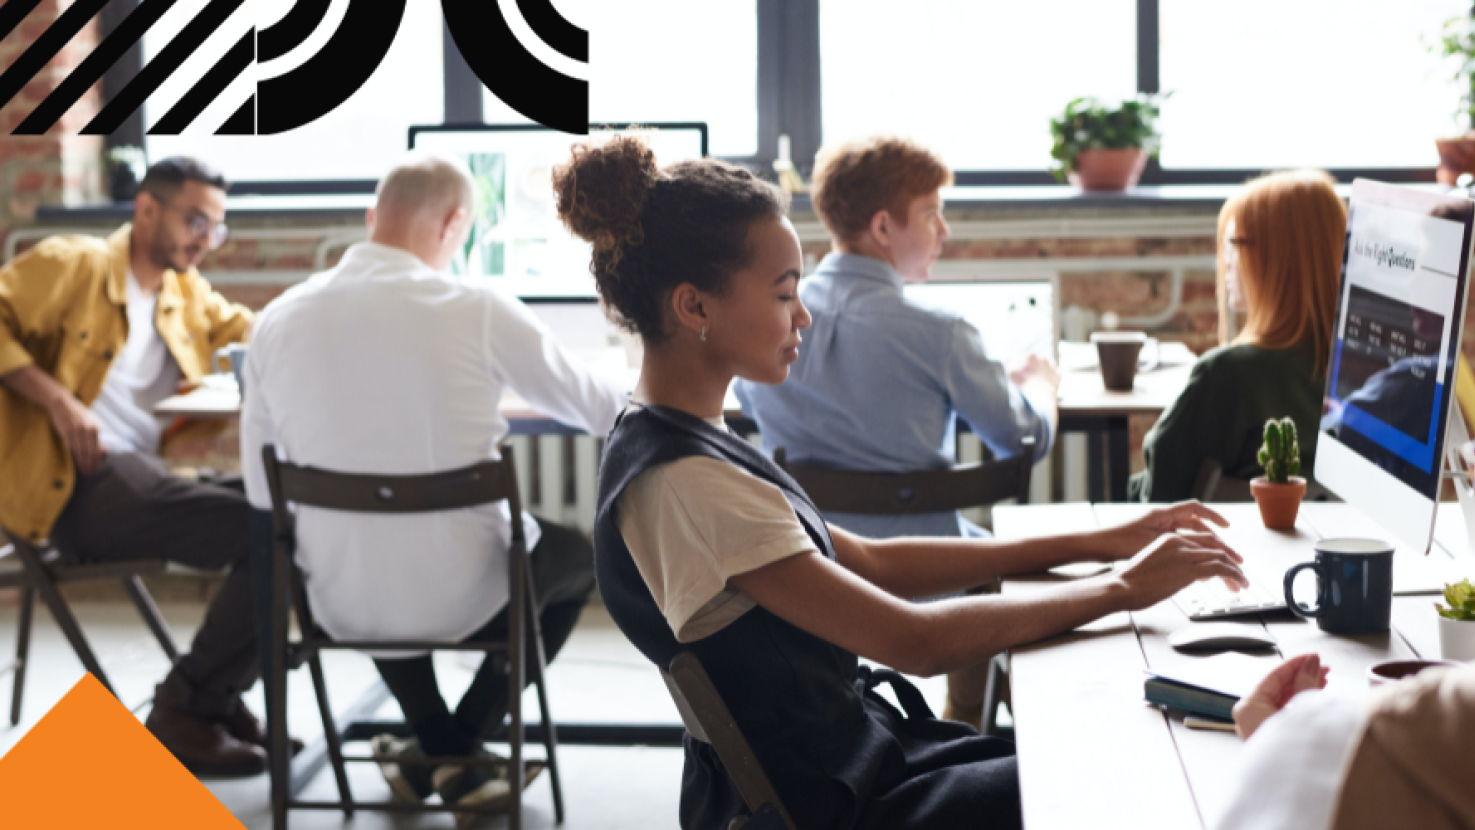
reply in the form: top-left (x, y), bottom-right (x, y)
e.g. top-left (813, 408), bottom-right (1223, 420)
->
top-left (856, 664), bottom-right (936, 721)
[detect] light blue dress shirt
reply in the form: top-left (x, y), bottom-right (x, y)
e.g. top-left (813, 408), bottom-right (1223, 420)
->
top-left (735, 252), bottom-right (1053, 540)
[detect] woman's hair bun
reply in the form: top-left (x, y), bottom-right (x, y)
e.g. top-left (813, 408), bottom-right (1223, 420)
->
top-left (553, 135), bottom-right (659, 269)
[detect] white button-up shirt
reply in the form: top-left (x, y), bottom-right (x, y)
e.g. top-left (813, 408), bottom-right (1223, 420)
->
top-left (241, 243), bottom-right (627, 646)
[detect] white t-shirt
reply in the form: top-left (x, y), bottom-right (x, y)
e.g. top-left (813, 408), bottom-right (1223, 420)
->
top-left (241, 243), bottom-right (628, 648)
top-left (91, 271), bottom-right (180, 455)
top-left (1212, 687), bottom-right (1367, 830)
top-left (616, 415), bottom-right (819, 642)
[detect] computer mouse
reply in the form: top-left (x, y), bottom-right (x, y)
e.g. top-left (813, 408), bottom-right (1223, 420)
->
top-left (1167, 622), bottom-right (1277, 652)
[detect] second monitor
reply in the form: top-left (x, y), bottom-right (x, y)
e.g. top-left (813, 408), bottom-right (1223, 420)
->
top-left (409, 123), bottom-right (709, 298)
top-left (1317, 179), bottom-right (1475, 555)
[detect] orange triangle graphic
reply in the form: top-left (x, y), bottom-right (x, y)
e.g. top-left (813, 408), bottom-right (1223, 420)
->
top-left (0, 674), bottom-right (245, 828)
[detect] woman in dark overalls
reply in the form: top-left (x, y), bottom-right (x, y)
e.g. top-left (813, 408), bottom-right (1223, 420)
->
top-left (552, 136), bottom-right (1246, 829)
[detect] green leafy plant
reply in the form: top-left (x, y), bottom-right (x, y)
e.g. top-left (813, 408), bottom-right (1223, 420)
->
top-left (1437, 579), bottom-right (1475, 621)
top-left (1430, 13), bottom-right (1475, 132)
top-left (1257, 418), bottom-right (1301, 484)
top-left (1048, 95), bottom-right (1165, 183)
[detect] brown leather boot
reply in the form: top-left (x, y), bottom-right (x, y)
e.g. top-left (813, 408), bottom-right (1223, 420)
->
top-left (146, 700), bottom-right (267, 777)
top-left (221, 700), bottom-right (304, 756)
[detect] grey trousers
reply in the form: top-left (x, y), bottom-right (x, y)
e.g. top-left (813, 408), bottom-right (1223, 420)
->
top-left (49, 453), bottom-right (255, 718)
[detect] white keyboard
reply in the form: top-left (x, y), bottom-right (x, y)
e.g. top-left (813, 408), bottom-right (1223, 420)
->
top-left (1171, 576), bottom-right (1285, 620)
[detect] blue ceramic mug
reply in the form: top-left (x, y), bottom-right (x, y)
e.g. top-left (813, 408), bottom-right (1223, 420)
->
top-left (1283, 538), bottom-right (1394, 635)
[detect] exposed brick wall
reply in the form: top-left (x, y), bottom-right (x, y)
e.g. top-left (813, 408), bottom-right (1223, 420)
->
top-left (0, 2), bottom-right (105, 232)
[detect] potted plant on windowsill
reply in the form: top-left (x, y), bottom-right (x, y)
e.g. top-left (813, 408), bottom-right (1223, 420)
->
top-left (1430, 13), bottom-right (1475, 184)
top-left (1250, 418), bottom-right (1307, 530)
top-left (1049, 95), bottom-right (1164, 191)
top-left (1437, 579), bottom-right (1475, 662)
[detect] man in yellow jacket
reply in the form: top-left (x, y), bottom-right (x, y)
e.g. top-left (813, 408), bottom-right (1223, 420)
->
top-left (0, 158), bottom-right (267, 777)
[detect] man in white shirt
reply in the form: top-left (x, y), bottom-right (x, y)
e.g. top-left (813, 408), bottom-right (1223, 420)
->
top-left (241, 153), bottom-right (626, 813)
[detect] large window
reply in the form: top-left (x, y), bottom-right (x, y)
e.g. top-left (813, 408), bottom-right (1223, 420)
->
top-left (143, 0), bottom-right (444, 182)
top-left (480, 0), bottom-right (759, 158)
top-left (820, 0), bottom-right (1137, 171)
top-left (1158, 0), bottom-right (1468, 170)
top-left (120, 0), bottom-right (1475, 187)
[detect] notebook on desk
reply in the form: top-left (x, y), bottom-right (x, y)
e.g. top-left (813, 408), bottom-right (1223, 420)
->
top-left (1144, 652), bottom-right (1277, 721)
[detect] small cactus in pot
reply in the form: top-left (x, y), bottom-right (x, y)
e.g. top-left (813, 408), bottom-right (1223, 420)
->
top-left (1251, 418), bottom-right (1308, 529)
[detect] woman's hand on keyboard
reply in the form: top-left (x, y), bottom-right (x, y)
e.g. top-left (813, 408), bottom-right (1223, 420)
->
top-left (1097, 501), bottom-right (1232, 562)
top-left (1113, 530), bottom-right (1248, 610)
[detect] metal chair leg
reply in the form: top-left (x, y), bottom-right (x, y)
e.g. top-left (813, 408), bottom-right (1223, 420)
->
top-left (306, 651), bottom-right (353, 816)
top-left (290, 567), bottom-right (353, 818)
top-left (12, 544), bottom-right (113, 694)
top-left (507, 547), bottom-right (527, 830)
top-left (122, 575), bottom-right (180, 662)
top-left (982, 653), bottom-right (1008, 737)
top-left (525, 555), bottom-right (564, 823)
top-left (11, 586), bottom-right (34, 725)
top-left (269, 549), bottom-right (292, 830)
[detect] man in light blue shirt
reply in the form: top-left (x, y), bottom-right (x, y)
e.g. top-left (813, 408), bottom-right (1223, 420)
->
top-left (736, 137), bottom-right (1058, 727)
top-left (736, 137), bottom-right (1056, 541)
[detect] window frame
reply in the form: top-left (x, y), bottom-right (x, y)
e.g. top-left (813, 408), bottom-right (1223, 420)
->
top-left (112, 2), bottom-right (793, 196)
top-left (105, 0), bottom-right (1456, 192)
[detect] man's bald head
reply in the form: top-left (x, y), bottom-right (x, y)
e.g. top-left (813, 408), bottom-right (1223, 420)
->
top-left (375, 152), bottom-right (475, 222)
top-left (368, 152), bottom-right (477, 270)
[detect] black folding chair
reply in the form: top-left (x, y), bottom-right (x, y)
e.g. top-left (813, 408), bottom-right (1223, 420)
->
top-left (775, 437), bottom-right (1035, 736)
top-left (0, 532), bottom-right (179, 724)
top-left (661, 652), bottom-right (795, 830)
top-left (260, 444), bottom-right (563, 830)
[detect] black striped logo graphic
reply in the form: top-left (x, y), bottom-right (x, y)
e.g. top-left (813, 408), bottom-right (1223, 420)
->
top-left (0, 0), bottom-right (590, 136)
top-left (446, 0), bottom-right (589, 135)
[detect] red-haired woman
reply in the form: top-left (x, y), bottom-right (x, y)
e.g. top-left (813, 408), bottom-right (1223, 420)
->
top-left (1132, 169), bottom-right (1344, 502)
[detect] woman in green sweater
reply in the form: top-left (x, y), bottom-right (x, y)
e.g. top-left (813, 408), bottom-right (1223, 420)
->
top-left (1131, 170), bottom-right (1344, 502)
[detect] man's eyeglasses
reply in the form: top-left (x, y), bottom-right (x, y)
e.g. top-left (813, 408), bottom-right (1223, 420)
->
top-left (166, 204), bottom-right (228, 250)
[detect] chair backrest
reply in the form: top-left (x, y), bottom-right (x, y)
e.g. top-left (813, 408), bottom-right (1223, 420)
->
top-left (1190, 458), bottom-right (1338, 503)
top-left (661, 652), bottom-right (796, 830)
top-left (260, 444), bottom-right (526, 544)
top-left (774, 436), bottom-right (1034, 515)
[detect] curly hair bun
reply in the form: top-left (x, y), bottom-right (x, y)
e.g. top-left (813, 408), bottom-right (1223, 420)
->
top-left (553, 135), bottom-right (659, 269)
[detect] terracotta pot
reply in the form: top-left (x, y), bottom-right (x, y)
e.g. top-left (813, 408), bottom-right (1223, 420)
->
top-left (1250, 476), bottom-right (1307, 530)
top-left (1434, 136), bottom-right (1475, 185)
top-left (1067, 149), bottom-right (1149, 191)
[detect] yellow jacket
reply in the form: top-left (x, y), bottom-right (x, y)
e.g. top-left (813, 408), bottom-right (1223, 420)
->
top-left (0, 225), bottom-right (252, 543)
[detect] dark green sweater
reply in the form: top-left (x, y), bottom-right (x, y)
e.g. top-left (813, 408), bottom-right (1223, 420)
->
top-left (1130, 342), bottom-right (1324, 503)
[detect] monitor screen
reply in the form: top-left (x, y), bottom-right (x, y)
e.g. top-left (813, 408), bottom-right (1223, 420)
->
top-left (1317, 179), bottom-right (1474, 552)
top-left (409, 123), bottom-right (708, 298)
top-left (902, 280), bottom-right (1057, 368)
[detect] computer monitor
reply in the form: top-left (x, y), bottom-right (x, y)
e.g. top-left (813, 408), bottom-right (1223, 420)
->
top-left (408, 123), bottom-right (708, 298)
top-left (1317, 179), bottom-right (1475, 554)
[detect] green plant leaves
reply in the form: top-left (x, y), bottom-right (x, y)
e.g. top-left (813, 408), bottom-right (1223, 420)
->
top-left (1049, 93), bottom-right (1166, 181)
top-left (1439, 579), bottom-right (1475, 621)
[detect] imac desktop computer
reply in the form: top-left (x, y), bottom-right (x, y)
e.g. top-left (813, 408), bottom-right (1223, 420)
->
top-left (1317, 179), bottom-right (1475, 555)
top-left (408, 122), bottom-right (708, 362)
top-left (408, 122), bottom-right (707, 298)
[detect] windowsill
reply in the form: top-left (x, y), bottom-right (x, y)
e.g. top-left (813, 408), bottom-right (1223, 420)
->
top-left (36, 194), bottom-right (375, 224)
top-left (35, 182), bottom-right (1449, 224)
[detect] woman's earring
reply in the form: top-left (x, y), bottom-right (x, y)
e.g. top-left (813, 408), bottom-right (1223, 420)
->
top-left (700, 326), bottom-right (707, 343)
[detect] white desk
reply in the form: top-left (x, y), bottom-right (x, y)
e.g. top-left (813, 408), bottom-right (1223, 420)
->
top-left (995, 502), bottom-right (1474, 830)
top-left (160, 343), bottom-right (1196, 449)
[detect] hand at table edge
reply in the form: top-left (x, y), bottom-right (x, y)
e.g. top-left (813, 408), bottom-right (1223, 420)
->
top-left (1231, 653), bottom-right (1330, 741)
